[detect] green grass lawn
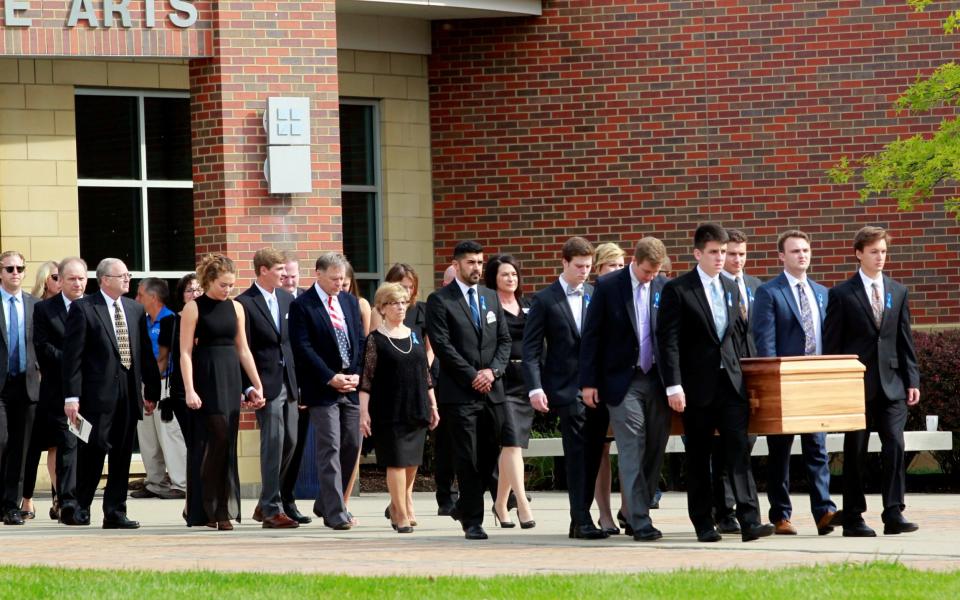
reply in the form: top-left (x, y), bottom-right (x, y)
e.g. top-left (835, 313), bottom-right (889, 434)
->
top-left (1, 562), bottom-right (957, 599)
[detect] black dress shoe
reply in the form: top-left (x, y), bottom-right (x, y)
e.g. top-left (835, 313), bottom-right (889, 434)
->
top-left (103, 514), bottom-right (141, 529)
top-left (323, 519), bottom-right (352, 530)
top-left (60, 505), bottom-right (90, 526)
top-left (633, 526), bottom-right (663, 541)
top-left (464, 524), bottom-right (488, 540)
top-left (741, 523), bottom-right (774, 542)
top-left (3, 509), bottom-right (24, 525)
top-left (716, 516), bottom-right (741, 534)
top-left (283, 505), bottom-right (312, 524)
top-left (616, 511), bottom-right (634, 536)
top-left (843, 522), bottom-right (877, 537)
top-left (601, 525), bottom-right (620, 536)
top-left (437, 504), bottom-right (456, 517)
top-left (697, 529), bottom-right (722, 543)
top-left (883, 518), bottom-right (919, 535)
top-left (569, 524), bottom-right (609, 540)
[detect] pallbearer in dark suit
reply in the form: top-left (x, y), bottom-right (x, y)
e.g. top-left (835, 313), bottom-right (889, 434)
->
top-left (427, 240), bottom-right (511, 540)
top-left (32, 257), bottom-right (87, 526)
top-left (580, 237), bottom-right (672, 541)
top-left (0, 250), bottom-right (41, 526)
top-left (656, 224), bottom-right (774, 543)
top-left (753, 230), bottom-right (841, 536)
top-left (289, 252), bottom-right (365, 530)
top-left (62, 258), bottom-right (161, 529)
top-left (524, 237), bottom-right (608, 540)
top-left (711, 229), bottom-right (763, 534)
top-left (237, 248), bottom-right (301, 529)
top-left (824, 226), bottom-right (920, 537)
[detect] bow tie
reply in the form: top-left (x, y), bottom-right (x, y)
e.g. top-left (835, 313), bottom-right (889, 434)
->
top-left (567, 287), bottom-right (583, 297)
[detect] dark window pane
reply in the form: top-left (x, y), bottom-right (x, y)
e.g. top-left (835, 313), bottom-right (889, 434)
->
top-left (76, 95), bottom-right (139, 180)
top-left (340, 104), bottom-right (375, 186)
top-left (342, 191), bottom-right (377, 274)
top-left (145, 97), bottom-right (192, 180)
top-left (355, 278), bottom-right (378, 303)
top-left (78, 187), bottom-right (143, 270)
top-left (147, 188), bottom-right (196, 271)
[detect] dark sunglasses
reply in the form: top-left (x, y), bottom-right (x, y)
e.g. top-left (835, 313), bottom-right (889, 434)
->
top-left (2, 266), bottom-right (25, 274)
top-left (50, 274), bottom-right (60, 281)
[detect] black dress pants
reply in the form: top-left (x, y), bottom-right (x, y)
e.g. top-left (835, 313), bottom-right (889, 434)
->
top-left (440, 400), bottom-right (500, 528)
top-left (77, 371), bottom-right (138, 519)
top-left (843, 393), bottom-right (909, 524)
top-left (555, 400), bottom-right (609, 527)
top-left (681, 374), bottom-right (760, 534)
top-left (0, 375), bottom-right (35, 512)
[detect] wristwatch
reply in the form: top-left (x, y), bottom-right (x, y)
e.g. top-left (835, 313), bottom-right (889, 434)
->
top-left (492, 367), bottom-right (502, 379)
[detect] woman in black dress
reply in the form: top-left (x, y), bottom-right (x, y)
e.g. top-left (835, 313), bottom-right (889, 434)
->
top-left (179, 254), bottom-right (264, 530)
top-left (485, 255), bottom-right (535, 529)
top-left (359, 283), bottom-right (439, 533)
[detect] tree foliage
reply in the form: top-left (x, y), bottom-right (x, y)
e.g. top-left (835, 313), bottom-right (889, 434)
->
top-left (830, 1), bottom-right (960, 219)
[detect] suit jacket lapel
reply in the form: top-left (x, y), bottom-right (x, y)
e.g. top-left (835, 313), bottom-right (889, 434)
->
top-left (851, 274), bottom-right (880, 331)
top-left (777, 274), bottom-right (804, 327)
top-left (879, 275), bottom-right (895, 330)
top-left (550, 281), bottom-right (580, 339)
top-left (689, 270), bottom-right (720, 344)
top-left (619, 270), bottom-right (640, 338)
top-left (721, 277), bottom-right (738, 342)
top-left (0, 298), bottom-right (7, 349)
top-left (252, 290), bottom-right (280, 335)
top-left (91, 294), bottom-right (120, 356)
top-left (454, 285), bottom-right (481, 342)
top-left (308, 288), bottom-right (338, 346)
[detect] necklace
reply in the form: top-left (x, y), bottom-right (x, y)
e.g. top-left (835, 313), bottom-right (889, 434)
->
top-left (378, 325), bottom-right (413, 355)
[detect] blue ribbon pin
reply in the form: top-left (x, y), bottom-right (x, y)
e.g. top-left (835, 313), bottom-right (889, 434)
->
top-left (411, 331), bottom-right (420, 345)
top-left (747, 288), bottom-right (755, 304)
top-left (886, 292), bottom-right (893, 310)
top-left (584, 294), bottom-right (591, 309)
top-left (817, 293), bottom-right (824, 310)
top-left (653, 292), bottom-right (660, 309)
top-left (480, 296), bottom-right (487, 312)
top-left (726, 291), bottom-right (733, 307)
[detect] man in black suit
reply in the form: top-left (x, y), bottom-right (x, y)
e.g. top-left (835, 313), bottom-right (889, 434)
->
top-left (523, 237), bottom-right (604, 539)
top-left (711, 229), bottom-right (763, 534)
top-left (0, 250), bottom-right (41, 526)
top-left (578, 237), bottom-right (672, 541)
top-left (238, 248), bottom-right (301, 529)
top-left (62, 258), bottom-right (160, 529)
top-left (656, 223), bottom-right (774, 543)
top-left (427, 240), bottom-right (511, 540)
top-left (824, 226), bottom-right (920, 537)
top-left (289, 252), bottom-right (364, 530)
top-left (32, 257), bottom-right (86, 525)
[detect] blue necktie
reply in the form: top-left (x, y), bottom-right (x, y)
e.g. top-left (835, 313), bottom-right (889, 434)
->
top-left (467, 288), bottom-right (481, 331)
top-left (710, 279), bottom-right (727, 339)
top-left (8, 296), bottom-right (20, 376)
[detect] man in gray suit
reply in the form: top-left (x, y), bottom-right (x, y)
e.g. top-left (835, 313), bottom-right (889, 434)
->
top-left (0, 250), bottom-right (41, 526)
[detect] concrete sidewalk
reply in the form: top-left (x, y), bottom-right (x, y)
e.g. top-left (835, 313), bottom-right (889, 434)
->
top-left (2, 492), bottom-right (958, 575)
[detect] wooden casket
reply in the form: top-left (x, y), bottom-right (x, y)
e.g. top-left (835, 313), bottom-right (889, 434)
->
top-left (740, 355), bottom-right (866, 434)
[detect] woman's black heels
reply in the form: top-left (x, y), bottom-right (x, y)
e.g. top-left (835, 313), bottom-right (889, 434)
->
top-left (386, 505), bottom-right (414, 533)
top-left (492, 506), bottom-right (515, 528)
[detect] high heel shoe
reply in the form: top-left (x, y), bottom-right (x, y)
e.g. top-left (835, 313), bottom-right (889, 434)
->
top-left (492, 506), bottom-right (515, 528)
top-left (217, 520), bottom-right (234, 531)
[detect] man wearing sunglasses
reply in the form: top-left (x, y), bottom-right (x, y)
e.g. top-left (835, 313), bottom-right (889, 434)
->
top-left (0, 251), bottom-right (41, 526)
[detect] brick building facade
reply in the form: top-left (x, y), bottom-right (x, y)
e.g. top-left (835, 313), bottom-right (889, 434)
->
top-left (430, 1), bottom-right (960, 326)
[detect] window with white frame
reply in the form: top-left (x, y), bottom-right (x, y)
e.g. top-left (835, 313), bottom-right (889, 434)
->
top-left (75, 89), bottom-right (194, 288)
top-left (340, 100), bottom-right (382, 301)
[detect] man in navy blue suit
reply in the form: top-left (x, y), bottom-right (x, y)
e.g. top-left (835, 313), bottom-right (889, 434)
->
top-left (579, 237), bottom-right (672, 541)
top-left (289, 252), bottom-right (364, 530)
top-left (752, 230), bottom-right (842, 536)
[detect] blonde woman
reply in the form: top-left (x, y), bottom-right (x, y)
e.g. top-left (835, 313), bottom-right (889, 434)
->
top-left (30, 260), bottom-right (61, 300)
top-left (592, 242), bottom-right (627, 535)
top-left (359, 283), bottom-right (439, 532)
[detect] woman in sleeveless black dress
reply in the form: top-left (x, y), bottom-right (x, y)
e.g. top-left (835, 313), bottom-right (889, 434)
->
top-left (359, 283), bottom-right (438, 532)
top-left (179, 255), bottom-right (264, 530)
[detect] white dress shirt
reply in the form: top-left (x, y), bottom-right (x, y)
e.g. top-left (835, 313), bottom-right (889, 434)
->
top-left (720, 269), bottom-right (749, 318)
top-left (530, 276), bottom-right (584, 399)
top-left (783, 270), bottom-right (822, 355)
top-left (0, 286), bottom-right (26, 374)
top-left (254, 281), bottom-right (280, 330)
top-left (859, 269), bottom-right (885, 310)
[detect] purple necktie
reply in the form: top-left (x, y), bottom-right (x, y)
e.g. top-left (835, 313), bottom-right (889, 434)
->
top-left (636, 283), bottom-right (653, 373)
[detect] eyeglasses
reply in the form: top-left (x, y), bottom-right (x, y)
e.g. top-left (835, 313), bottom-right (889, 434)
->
top-left (50, 274), bottom-right (59, 281)
top-left (104, 273), bottom-right (133, 280)
top-left (186, 287), bottom-right (202, 295)
top-left (2, 266), bottom-right (25, 274)
top-left (385, 300), bottom-right (408, 308)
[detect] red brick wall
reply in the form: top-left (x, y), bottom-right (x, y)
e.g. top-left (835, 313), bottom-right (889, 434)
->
top-left (429, 0), bottom-right (960, 326)
top-left (189, 1), bottom-right (340, 428)
top-left (0, 1), bottom-right (213, 56)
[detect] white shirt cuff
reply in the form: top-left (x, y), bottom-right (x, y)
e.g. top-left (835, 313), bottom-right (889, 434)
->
top-left (65, 397), bottom-right (79, 404)
top-left (244, 386), bottom-right (255, 397)
top-left (528, 388), bottom-right (544, 398)
top-left (665, 385), bottom-right (683, 397)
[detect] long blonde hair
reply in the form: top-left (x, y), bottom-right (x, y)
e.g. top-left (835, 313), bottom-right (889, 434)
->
top-left (31, 260), bottom-right (59, 299)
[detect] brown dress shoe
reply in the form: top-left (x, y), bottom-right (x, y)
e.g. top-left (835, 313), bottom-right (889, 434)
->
top-left (262, 512), bottom-right (300, 529)
top-left (817, 510), bottom-right (842, 536)
top-left (252, 505), bottom-right (264, 523)
top-left (773, 519), bottom-right (797, 535)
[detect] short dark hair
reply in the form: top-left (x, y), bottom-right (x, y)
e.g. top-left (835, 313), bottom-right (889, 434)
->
top-left (726, 229), bottom-right (748, 244)
top-left (777, 229), bottom-right (811, 253)
top-left (174, 273), bottom-right (198, 312)
top-left (484, 254), bottom-right (522, 302)
top-left (253, 248), bottom-right (285, 275)
top-left (694, 223), bottom-right (729, 250)
top-left (453, 240), bottom-right (483, 259)
top-left (139, 277), bottom-right (169, 304)
top-left (561, 237), bottom-right (594, 262)
top-left (853, 226), bottom-right (889, 252)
